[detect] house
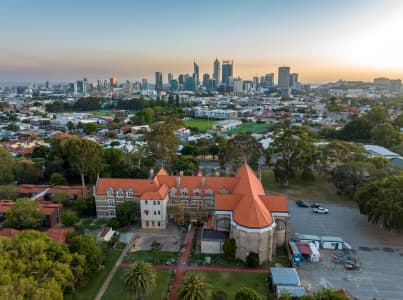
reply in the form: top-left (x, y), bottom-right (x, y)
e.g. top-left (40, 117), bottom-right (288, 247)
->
top-left (0, 200), bottom-right (63, 228)
top-left (0, 227), bottom-right (71, 244)
top-left (97, 227), bottom-right (115, 242)
top-left (213, 119), bottom-right (242, 132)
top-left (94, 163), bottom-right (289, 262)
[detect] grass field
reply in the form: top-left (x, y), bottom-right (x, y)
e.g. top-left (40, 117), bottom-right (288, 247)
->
top-left (65, 249), bottom-right (122, 300)
top-left (261, 169), bottom-right (352, 204)
top-left (184, 118), bottom-right (217, 131)
top-left (200, 271), bottom-right (268, 299)
top-left (124, 250), bottom-right (178, 265)
top-left (234, 122), bottom-right (272, 133)
top-left (87, 110), bottom-right (114, 116)
top-left (102, 269), bottom-right (172, 300)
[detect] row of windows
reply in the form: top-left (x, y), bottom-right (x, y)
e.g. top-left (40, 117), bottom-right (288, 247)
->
top-left (169, 187), bottom-right (228, 197)
top-left (144, 210), bottom-right (161, 216)
top-left (144, 200), bottom-right (161, 205)
top-left (145, 221), bottom-right (161, 227)
top-left (107, 188), bottom-right (134, 198)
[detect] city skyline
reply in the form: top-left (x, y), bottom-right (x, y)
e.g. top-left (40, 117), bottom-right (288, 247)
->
top-left (1, 0), bottom-right (403, 83)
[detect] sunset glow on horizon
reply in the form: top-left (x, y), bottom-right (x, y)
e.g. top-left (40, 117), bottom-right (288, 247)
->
top-left (1, 0), bottom-right (402, 83)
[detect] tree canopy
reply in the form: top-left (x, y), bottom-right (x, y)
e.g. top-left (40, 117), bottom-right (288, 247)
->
top-left (177, 271), bottom-right (212, 300)
top-left (0, 147), bottom-right (15, 184)
top-left (116, 201), bottom-right (138, 226)
top-left (5, 198), bottom-right (44, 230)
top-left (124, 261), bottom-right (157, 300)
top-left (234, 287), bottom-right (263, 300)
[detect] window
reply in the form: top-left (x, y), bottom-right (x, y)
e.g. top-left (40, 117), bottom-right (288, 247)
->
top-left (107, 188), bottom-right (114, 197)
top-left (205, 188), bottom-right (213, 196)
top-left (181, 188), bottom-right (188, 196)
top-left (157, 201), bottom-right (161, 205)
top-left (152, 221), bottom-right (155, 227)
top-left (158, 221), bottom-right (161, 227)
top-left (108, 199), bottom-right (115, 207)
top-left (144, 210), bottom-right (149, 215)
top-left (193, 188), bottom-right (201, 196)
top-left (154, 211), bottom-right (156, 215)
top-left (116, 189), bottom-right (124, 198)
top-left (220, 188), bottom-right (228, 195)
top-left (153, 201), bottom-right (156, 205)
top-left (146, 221), bottom-right (149, 227)
top-left (126, 189), bottom-right (133, 198)
top-left (158, 210), bottom-right (161, 215)
top-left (109, 210), bottom-right (115, 217)
top-left (170, 188), bottom-right (177, 197)
top-left (145, 200), bottom-right (148, 205)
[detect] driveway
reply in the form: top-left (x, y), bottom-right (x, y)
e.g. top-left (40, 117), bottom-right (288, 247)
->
top-left (288, 200), bottom-right (403, 300)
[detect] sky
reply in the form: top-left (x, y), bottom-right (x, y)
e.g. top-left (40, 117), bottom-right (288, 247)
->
top-left (1, 0), bottom-right (403, 83)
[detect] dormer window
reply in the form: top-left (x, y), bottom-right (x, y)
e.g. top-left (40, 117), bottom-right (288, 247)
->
top-left (205, 188), bottom-right (213, 196)
top-left (170, 187), bottom-right (177, 197)
top-left (107, 188), bottom-right (114, 197)
top-left (116, 189), bottom-right (124, 198)
top-left (193, 188), bottom-right (201, 196)
top-left (181, 188), bottom-right (188, 196)
top-left (220, 188), bottom-right (228, 195)
top-left (126, 189), bottom-right (133, 198)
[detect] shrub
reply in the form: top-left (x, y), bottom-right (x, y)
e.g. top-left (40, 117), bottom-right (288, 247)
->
top-left (246, 252), bottom-right (259, 268)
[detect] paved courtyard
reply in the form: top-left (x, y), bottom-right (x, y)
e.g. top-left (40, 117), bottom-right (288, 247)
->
top-left (129, 224), bottom-right (185, 252)
top-left (288, 200), bottom-right (403, 300)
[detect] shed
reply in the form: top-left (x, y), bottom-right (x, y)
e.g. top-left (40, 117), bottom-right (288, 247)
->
top-left (308, 242), bottom-right (320, 262)
top-left (289, 241), bottom-right (302, 259)
top-left (269, 267), bottom-right (302, 286)
top-left (277, 285), bottom-right (307, 298)
top-left (321, 236), bottom-right (344, 250)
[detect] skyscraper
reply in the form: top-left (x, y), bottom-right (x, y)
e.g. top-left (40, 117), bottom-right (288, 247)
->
top-left (141, 78), bottom-right (148, 90)
top-left (193, 62), bottom-right (199, 86)
top-left (263, 73), bottom-right (274, 88)
top-left (202, 73), bottom-right (210, 88)
top-left (289, 73), bottom-right (299, 89)
top-left (168, 72), bottom-right (174, 83)
top-left (222, 60), bottom-right (233, 86)
top-left (213, 58), bottom-right (220, 85)
top-left (110, 77), bottom-right (118, 87)
top-left (76, 80), bottom-right (84, 94)
top-left (155, 72), bottom-right (163, 91)
top-left (278, 67), bottom-right (290, 89)
top-left (82, 78), bottom-right (88, 95)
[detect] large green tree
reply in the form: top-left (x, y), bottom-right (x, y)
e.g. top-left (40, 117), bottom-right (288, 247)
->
top-left (5, 198), bottom-right (44, 229)
top-left (339, 117), bottom-right (372, 141)
top-left (234, 287), bottom-right (263, 300)
top-left (0, 147), bottom-right (15, 184)
top-left (124, 261), bottom-right (157, 300)
top-left (177, 271), bottom-right (212, 300)
top-left (270, 127), bottom-right (316, 186)
top-left (356, 176), bottom-right (403, 230)
top-left (370, 123), bottom-right (402, 148)
top-left (116, 201), bottom-right (138, 226)
top-left (172, 155), bottom-right (200, 175)
top-left (365, 107), bottom-right (388, 126)
top-left (61, 138), bottom-right (103, 187)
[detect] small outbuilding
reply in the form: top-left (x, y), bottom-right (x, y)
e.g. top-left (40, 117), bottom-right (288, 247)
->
top-left (296, 234), bottom-right (320, 249)
top-left (200, 228), bottom-right (229, 254)
top-left (269, 267), bottom-right (306, 298)
top-left (320, 236), bottom-right (344, 250)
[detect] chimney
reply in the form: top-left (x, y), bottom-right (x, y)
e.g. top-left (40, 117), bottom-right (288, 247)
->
top-left (179, 170), bottom-right (184, 177)
top-left (176, 176), bottom-right (181, 188)
top-left (201, 177), bottom-right (205, 188)
top-left (149, 169), bottom-right (154, 179)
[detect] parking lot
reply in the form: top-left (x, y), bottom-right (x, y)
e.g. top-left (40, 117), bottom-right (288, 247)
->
top-left (288, 200), bottom-right (403, 300)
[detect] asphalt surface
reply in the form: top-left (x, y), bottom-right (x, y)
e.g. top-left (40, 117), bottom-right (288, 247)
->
top-left (288, 200), bottom-right (403, 300)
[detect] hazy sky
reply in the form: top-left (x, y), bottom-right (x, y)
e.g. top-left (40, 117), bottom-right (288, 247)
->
top-left (1, 0), bottom-right (403, 83)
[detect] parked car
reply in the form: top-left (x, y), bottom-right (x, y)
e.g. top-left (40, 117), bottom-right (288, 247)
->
top-left (312, 206), bottom-right (329, 214)
top-left (296, 200), bottom-right (309, 207)
top-left (310, 203), bottom-right (321, 208)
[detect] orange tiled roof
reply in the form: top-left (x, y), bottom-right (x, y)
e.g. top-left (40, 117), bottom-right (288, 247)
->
top-left (0, 228), bottom-right (20, 239)
top-left (96, 178), bottom-right (158, 196)
top-left (260, 195), bottom-right (288, 212)
top-left (141, 184), bottom-right (169, 200)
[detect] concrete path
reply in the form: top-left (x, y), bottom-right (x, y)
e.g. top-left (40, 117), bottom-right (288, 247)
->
top-left (94, 235), bottom-right (135, 300)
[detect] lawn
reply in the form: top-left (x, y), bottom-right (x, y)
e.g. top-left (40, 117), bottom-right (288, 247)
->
top-left (261, 169), bottom-right (352, 204)
top-left (199, 271), bottom-right (268, 299)
top-left (184, 118), bottom-right (217, 131)
top-left (235, 122), bottom-right (272, 133)
top-left (102, 269), bottom-right (172, 300)
top-left (65, 249), bottom-right (122, 300)
top-left (88, 110), bottom-right (114, 117)
top-left (79, 218), bottom-right (107, 231)
top-left (124, 250), bottom-right (178, 265)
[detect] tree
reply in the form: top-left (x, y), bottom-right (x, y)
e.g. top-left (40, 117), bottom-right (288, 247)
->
top-left (116, 201), bottom-right (138, 226)
top-left (146, 122), bottom-right (180, 168)
top-left (82, 122), bottom-right (99, 135)
top-left (67, 233), bottom-right (105, 276)
top-left (72, 196), bottom-right (96, 217)
top-left (61, 138), bottom-right (103, 187)
top-left (61, 210), bottom-right (79, 227)
top-left (135, 107), bottom-right (155, 125)
top-left (5, 198), bottom-right (44, 229)
top-left (51, 190), bottom-right (70, 205)
top-left (300, 287), bottom-right (350, 300)
top-left (124, 261), bottom-right (157, 300)
top-left (223, 238), bottom-right (236, 261)
top-left (371, 122), bottom-right (402, 148)
top-left (0, 231), bottom-right (84, 299)
top-left (50, 172), bottom-right (68, 185)
top-left (365, 106), bottom-right (387, 126)
top-left (319, 141), bottom-right (365, 169)
top-left (232, 134), bottom-right (263, 169)
top-left (0, 147), bottom-right (15, 184)
top-left (172, 155), bottom-right (199, 175)
top-left (270, 127), bottom-right (316, 186)
top-left (339, 117), bottom-right (372, 141)
top-left (246, 252), bottom-right (259, 268)
top-left (356, 176), bottom-right (403, 230)
top-left (177, 271), bottom-right (212, 300)
top-left (14, 161), bottom-right (41, 184)
top-left (0, 185), bottom-right (17, 200)
top-left (234, 287), bottom-right (263, 300)
top-left (102, 148), bottom-right (131, 178)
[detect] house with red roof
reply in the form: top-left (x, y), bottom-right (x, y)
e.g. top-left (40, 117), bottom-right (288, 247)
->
top-left (94, 163), bottom-right (289, 262)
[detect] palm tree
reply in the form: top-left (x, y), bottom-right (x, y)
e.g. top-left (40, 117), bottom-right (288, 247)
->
top-left (124, 261), bottom-right (157, 300)
top-left (177, 271), bottom-right (212, 300)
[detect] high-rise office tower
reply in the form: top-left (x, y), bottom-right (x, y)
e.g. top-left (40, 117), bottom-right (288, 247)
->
top-left (202, 73), bottom-right (210, 88)
top-left (45, 81), bottom-right (51, 89)
top-left (222, 60), bottom-right (233, 86)
top-left (69, 83), bottom-right (75, 93)
top-left (213, 58), bottom-right (220, 85)
top-left (233, 77), bottom-right (243, 93)
top-left (82, 78), bottom-right (88, 95)
top-left (263, 73), bottom-right (274, 88)
top-left (252, 76), bottom-right (259, 90)
top-left (168, 73), bottom-right (174, 83)
top-left (289, 73), bottom-right (299, 89)
top-left (389, 79), bottom-right (402, 92)
top-left (278, 66), bottom-right (290, 89)
top-left (193, 62), bottom-right (199, 86)
top-left (178, 74), bottom-right (184, 85)
top-left (141, 78), bottom-right (148, 90)
top-left (76, 80), bottom-right (84, 94)
top-left (110, 77), bottom-right (118, 87)
top-left (155, 72), bottom-right (163, 91)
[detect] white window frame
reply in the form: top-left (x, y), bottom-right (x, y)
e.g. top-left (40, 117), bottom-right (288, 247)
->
top-left (108, 199), bottom-right (115, 207)
top-left (107, 188), bottom-right (114, 197)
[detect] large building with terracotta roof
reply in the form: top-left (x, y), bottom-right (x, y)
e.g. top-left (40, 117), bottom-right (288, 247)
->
top-left (94, 163), bottom-right (289, 262)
